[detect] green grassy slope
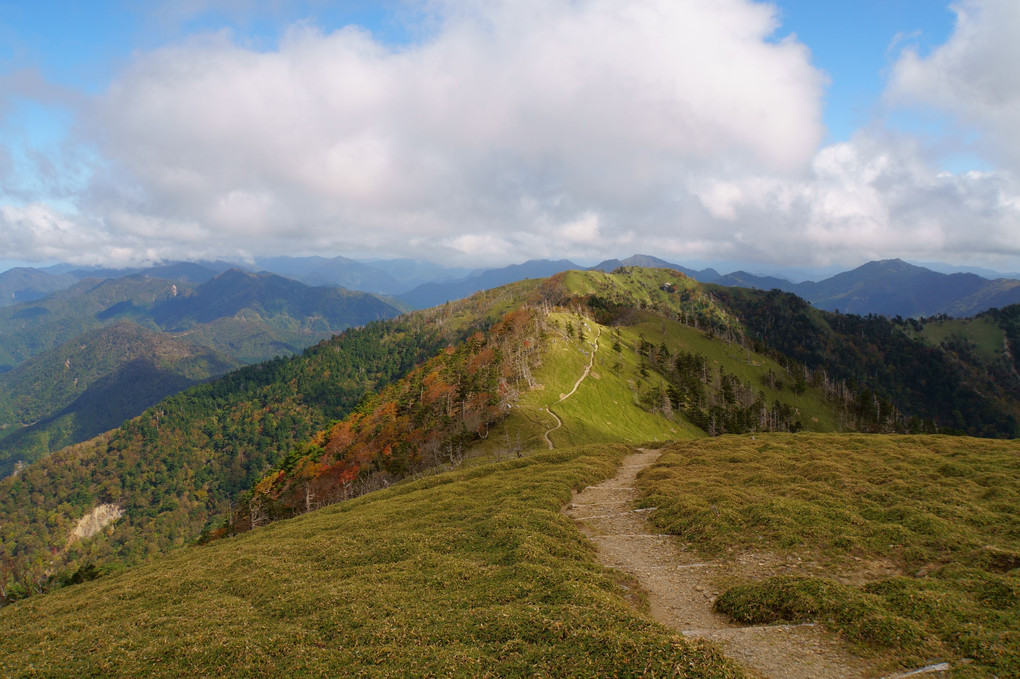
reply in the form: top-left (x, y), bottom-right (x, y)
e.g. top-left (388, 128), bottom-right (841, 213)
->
top-left (0, 445), bottom-right (744, 679)
top-left (637, 434), bottom-right (1020, 676)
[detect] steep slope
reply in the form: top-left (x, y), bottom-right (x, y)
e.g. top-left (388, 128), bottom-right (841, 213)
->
top-left (0, 323), bottom-right (239, 475)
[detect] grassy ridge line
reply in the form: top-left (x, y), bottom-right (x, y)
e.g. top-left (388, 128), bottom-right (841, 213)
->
top-left (636, 434), bottom-right (1020, 676)
top-left (0, 445), bottom-right (745, 678)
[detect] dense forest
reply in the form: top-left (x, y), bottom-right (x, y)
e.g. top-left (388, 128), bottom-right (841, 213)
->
top-left (712, 288), bottom-right (1020, 437)
top-left (232, 307), bottom-right (546, 532)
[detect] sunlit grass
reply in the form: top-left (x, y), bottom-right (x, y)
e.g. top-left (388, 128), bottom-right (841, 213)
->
top-left (638, 433), bottom-right (1020, 676)
top-left (0, 445), bottom-right (746, 678)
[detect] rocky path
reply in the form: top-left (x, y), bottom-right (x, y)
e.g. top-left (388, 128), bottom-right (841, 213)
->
top-left (563, 449), bottom-right (894, 679)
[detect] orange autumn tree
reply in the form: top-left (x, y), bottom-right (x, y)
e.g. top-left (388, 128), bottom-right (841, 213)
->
top-left (233, 309), bottom-right (545, 530)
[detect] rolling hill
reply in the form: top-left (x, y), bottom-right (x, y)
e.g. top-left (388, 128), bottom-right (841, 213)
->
top-left (1, 266), bottom-right (1018, 676)
top-left (0, 323), bottom-right (240, 476)
top-left (0, 268), bottom-right (401, 371)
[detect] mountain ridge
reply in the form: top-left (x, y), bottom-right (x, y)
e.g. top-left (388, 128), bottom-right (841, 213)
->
top-left (3, 266), bottom-right (1018, 594)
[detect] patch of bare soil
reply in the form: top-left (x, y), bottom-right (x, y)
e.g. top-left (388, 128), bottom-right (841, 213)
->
top-left (563, 449), bottom-right (917, 679)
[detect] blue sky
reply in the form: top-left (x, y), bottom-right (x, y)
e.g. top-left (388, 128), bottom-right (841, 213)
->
top-left (2, 1), bottom-right (954, 146)
top-left (778, 1), bottom-right (953, 139)
top-left (1, 1), bottom-right (1018, 272)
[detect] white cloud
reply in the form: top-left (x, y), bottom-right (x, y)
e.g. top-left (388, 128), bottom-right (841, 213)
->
top-left (5, 0), bottom-right (1019, 273)
top-left (689, 133), bottom-right (1020, 267)
top-left (888, 0), bottom-right (1020, 174)
top-left (74, 0), bottom-right (826, 265)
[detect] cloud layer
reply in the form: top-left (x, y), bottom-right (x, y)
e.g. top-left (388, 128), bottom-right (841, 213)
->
top-left (2, 0), bottom-right (1019, 269)
top-left (888, 0), bottom-right (1020, 174)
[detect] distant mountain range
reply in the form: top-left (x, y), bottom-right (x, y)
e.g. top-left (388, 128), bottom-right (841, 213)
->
top-left (705, 259), bottom-right (1020, 318)
top-left (5, 254), bottom-right (1020, 319)
top-left (395, 254), bottom-right (1020, 318)
top-left (4, 264), bottom-right (1020, 630)
top-left (397, 259), bottom-right (581, 308)
top-left (0, 268), bottom-right (402, 472)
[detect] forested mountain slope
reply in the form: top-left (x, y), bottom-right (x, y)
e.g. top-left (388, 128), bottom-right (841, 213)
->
top-left (0, 281), bottom-right (544, 591)
top-left (0, 269), bottom-right (403, 472)
top-left (0, 323), bottom-right (239, 476)
top-left (0, 268), bottom-right (400, 371)
top-left (2, 267), bottom-right (1019, 606)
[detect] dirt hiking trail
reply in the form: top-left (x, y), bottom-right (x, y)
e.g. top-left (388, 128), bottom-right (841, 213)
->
top-left (542, 324), bottom-right (601, 449)
top-left (563, 449), bottom-right (951, 679)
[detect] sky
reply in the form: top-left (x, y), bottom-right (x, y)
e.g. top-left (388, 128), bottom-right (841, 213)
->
top-left (1, 0), bottom-right (1018, 273)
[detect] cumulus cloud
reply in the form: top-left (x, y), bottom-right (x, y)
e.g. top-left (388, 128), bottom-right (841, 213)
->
top-left (4, 0), bottom-right (1019, 271)
top-left (888, 0), bottom-right (1020, 173)
top-left (77, 0), bottom-right (827, 265)
top-left (689, 133), bottom-right (1020, 267)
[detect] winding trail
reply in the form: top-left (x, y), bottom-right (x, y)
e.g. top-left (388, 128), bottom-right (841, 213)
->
top-left (542, 325), bottom-right (601, 449)
top-left (562, 449), bottom-right (925, 679)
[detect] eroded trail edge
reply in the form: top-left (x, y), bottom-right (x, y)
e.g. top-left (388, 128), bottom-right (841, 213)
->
top-left (563, 448), bottom-right (887, 679)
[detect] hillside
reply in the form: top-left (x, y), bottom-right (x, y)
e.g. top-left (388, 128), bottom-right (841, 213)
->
top-left (2, 438), bottom-right (1015, 676)
top-left (0, 445), bottom-right (745, 678)
top-left (0, 323), bottom-right (239, 476)
top-left (0, 281), bottom-right (546, 589)
top-left (0, 269), bottom-right (401, 371)
top-left (0, 270), bottom-right (402, 471)
top-left (1, 267), bottom-right (1019, 676)
top-left (2, 267), bottom-right (1019, 605)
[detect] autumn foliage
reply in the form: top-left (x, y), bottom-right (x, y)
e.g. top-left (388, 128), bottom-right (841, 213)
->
top-left (235, 310), bottom-right (544, 529)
